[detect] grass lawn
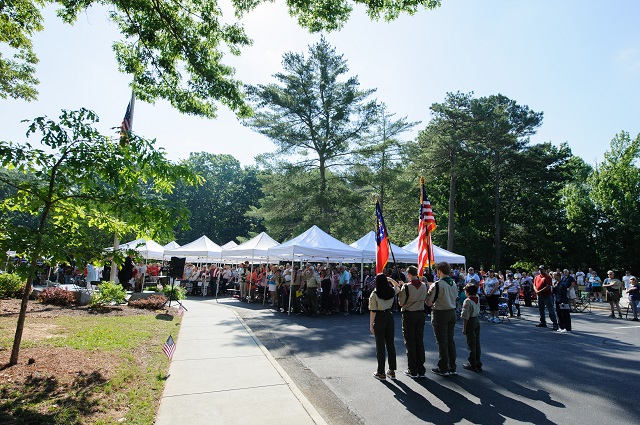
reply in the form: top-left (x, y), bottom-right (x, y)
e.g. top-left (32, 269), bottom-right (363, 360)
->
top-left (0, 301), bottom-right (182, 424)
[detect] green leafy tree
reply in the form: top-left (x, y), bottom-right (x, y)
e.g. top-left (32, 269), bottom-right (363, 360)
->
top-left (250, 165), bottom-right (366, 242)
top-left (0, 0), bottom-right (43, 100)
top-left (588, 131), bottom-right (640, 271)
top-left (2, 0), bottom-right (442, 112)
top-left (415, 92), bottom-right (474, 252)
top-left (170, 152), bottom-right (264, 244)
top-left (0, 108), bottom-right (199, 365)
top-left (245, 37), bottom-right (378, 232)
top-left (351, 104), bottom-right (419, 209)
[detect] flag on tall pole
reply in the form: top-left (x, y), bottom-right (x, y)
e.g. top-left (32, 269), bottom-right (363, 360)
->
top-left (418, 177), bottom-right (437, 277)
top-left (375, 200), bottom-right (390, 275)
top-left (163, 335), bottom-right (176, 360)
top-left (119, 91), bottom-right (135, 146)
top-left (112, 90), bottom-right (136, 281)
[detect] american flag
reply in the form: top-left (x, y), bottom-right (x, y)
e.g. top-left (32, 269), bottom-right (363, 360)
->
top-left (163, 335), bottom-right (176, 360)
top-left (418, 177), bottom-right (436, 276)
top-left (120, 101), bottom-right (132, 136)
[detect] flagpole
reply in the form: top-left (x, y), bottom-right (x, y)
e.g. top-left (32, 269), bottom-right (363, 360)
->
top-left (111, 89), bottom-right (136, 282)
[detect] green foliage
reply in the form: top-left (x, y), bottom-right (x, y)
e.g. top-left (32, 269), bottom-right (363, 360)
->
top-left (163, 285), bottom-right (186, 301)
top-left (170, 152), bottom-right (264, 244)
top-left (510, 261), bottom-right (536, 274)
top-left (38, 286), bottom-right (75, 306)
top-left (0, 273), bottom-right (25, 298)
top-left (128, 294), bottom-right (168, 310)
top-left (2, 1), bottom-right (442, 114)
top-left (0, 0), bottom-right (43, 100)
top-left (246, 37), bottom-right (378, 232)
top-left (90, 281), bottom-right (127, 307)
top-left (587, 132), bottom-right (640, 271)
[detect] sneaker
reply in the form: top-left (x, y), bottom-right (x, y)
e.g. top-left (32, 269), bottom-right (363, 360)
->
top-left (448, 370), bottom-right (458, 376)
top-left (343, 311), bottom-right (349, 316)
top-left (416, 372), bottom-right (426, 378)
top-left (373, 371), bottom-right (386, 380)
top-left (536, 323), bottom-right (547, 328)
top-left (431, 368), bottom-right (448, 376)
top-left (403, 369), bottom-right (418, 378)
top-left (462, 363), bottom-right (477, 371)
top-left (556, 328), bottom-right (566, 333)
top-left (618, 316), bottom-right (623, 319)
top-left (386, 370), bottom-right (396, 379)
top-left (608, 314), bottom-right (615, 318)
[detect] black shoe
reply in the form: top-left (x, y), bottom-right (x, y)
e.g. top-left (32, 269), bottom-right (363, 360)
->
top-left (403, 369), bottom-right (418, 378)
top-left (536, 323), bottom-right (547, 328)
top-left (463, 363), bottom-right (478, 372)
top-left (431, 368), bottom-right (448, 376)
top-left (632, 318), bottom-right (639, 321)
top-left (609, 314), bottom-right (615, 318)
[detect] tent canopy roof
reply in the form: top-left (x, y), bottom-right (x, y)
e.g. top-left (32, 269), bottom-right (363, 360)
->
top-left (222, 232), bottom-right (280, 260)
top-left (403, 237), bottom-right (466, 265)
top-left (164, 235), bottom-right (222, 259)
top-left (350, 231), bottom-right (416, 263)
top-left (268, 225), bottom-right (363, 261)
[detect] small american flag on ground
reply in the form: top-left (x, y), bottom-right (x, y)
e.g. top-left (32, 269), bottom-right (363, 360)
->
top-left (163, 335), bottom-right (176, 359)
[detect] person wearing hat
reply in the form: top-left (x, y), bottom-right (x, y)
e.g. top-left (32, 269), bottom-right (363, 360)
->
top-left (533, 265), bottom-right (558, 330)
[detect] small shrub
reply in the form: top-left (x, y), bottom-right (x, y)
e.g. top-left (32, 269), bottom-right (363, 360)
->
top-left (0, 273), bottom-right (24, 298)
top-left (39, 287), bottom-right (76, 306)
top-left (90, 281), bottom-right (127, 307)
top-left (163, 285), bottom-right (186, 301)
top-left (128, 295), bottom-right (168, 310)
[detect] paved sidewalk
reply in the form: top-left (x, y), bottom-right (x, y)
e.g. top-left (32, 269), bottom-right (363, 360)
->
top-left (155, 299), bottom-right (326, 425)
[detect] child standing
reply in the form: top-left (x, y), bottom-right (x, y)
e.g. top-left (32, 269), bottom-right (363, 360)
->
top-left (461, 283), bottom-right (482, 372)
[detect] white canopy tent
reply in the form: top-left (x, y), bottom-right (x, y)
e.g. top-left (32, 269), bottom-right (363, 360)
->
top-left (268, 225), bottom-right (363, 262)
top-left (403, 237), bottom-right (466, 265)
top-left (221, 232), bottom-right (281, 261)
top-left (164, 235), bottom-right (223, 261)
top-left (220, 241), bottom-right (238, 249)
top-left (117, 239), bottom-right (166, 261)
top-left (350, 231), bottom-right (417, 263)
top-left (163, 241), bottom-right (180, 251)
top-left (268, 225), bottom-right (364, 314)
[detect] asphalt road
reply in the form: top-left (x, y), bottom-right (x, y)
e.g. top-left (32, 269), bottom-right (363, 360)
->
top-left (217, 297), bottom-right (640, 425)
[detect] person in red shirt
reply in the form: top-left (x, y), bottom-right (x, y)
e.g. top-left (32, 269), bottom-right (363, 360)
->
top-left (533, 265), bottom-right (558, 330)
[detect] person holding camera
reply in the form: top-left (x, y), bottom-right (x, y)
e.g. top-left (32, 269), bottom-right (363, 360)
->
top-left (369, 274), bottom-right (401, 380)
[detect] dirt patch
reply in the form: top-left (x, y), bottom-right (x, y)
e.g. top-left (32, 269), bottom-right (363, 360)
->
top-left (0, 297), bottom-right (180, 424)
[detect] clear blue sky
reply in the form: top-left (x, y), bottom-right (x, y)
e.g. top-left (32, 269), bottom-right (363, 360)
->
top-left (2, 1), bottom-right (639, 166)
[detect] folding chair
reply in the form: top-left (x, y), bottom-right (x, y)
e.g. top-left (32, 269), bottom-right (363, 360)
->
top-left (574, 286), bottom-right (591, 313)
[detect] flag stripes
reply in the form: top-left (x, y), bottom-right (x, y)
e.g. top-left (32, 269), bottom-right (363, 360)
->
top-left (418, 177), bottom-right (436, 276)
top-left (163, 335), bottom-right (176, 360)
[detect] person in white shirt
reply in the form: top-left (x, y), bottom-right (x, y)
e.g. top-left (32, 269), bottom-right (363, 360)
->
top-left (503, 273), bottom-right (521, 318)
top-left (623, 271), bottom-right (633, 299)
top-left (465, 267), bottom-right (481, 286)
top-left (483, 270), bottom-right (500, 323)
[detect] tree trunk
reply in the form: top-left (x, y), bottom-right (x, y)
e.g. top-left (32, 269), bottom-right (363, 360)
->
top-left (494, 152), bottom-right (501, 271)
top-left (10, 205), bottom-right (49, 365)
top-left (319, 158), bottom-right (328, 230)
top-left (447, 150), bottom-right (457, 252)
